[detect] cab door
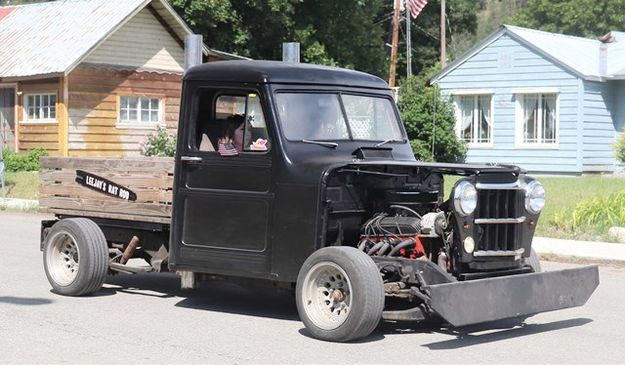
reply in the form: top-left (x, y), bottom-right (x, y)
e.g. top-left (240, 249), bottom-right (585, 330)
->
top-left (170, 84), bottom-right (274, 277)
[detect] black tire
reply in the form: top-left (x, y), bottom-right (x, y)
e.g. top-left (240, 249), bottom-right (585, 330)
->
top-left (295, 246), bottom-right (384, 342)
top-left (43, 218), bottom-right (109, 296)
top-left (526, 248), bottom-right (542, 272)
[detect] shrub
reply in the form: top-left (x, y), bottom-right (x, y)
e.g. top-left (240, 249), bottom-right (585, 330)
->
top-left (613, 132), bottom-right (625, 163)
top-left (1, 147), bottom-right (48, 172)
top-left (397, 66), bottom-right (466, 163)
top-left (141, 126), bottom-right (177, 157)
top-left (554, 190), bottom-right (625, 232)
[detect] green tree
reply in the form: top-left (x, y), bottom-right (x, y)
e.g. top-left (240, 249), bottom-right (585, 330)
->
top-left (512, 0), bottom-right (625, 37)
top-left (397, 65), bottom-right (466, 162)
top-left (171, 0), bottom-right (388, 75)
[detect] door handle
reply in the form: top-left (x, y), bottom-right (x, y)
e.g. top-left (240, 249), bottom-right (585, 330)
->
top-left (181, 156), bottom-right (203, 162)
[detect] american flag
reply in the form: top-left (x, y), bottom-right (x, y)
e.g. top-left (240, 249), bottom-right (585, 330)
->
top-left (218, 142), bottom-right (239, 156)
top-left (404, 0), bottom-right (428, 19)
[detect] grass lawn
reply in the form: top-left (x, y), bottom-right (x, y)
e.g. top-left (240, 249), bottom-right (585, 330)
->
top-left (444, 175), bottom-right (625, 241)
top-left (1, 171), bottom-right (39, 200)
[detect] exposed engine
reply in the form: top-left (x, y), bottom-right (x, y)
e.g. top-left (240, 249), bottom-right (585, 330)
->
top-left (357, 207), bottom-right (447, 261)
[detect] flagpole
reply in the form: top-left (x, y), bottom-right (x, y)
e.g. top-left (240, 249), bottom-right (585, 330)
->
top-left (406, 10), bottom-right (412, 79)
top-left (388, 0), bottom-right (401, 88)
top-left (441, 0), bottom-right (446, 66)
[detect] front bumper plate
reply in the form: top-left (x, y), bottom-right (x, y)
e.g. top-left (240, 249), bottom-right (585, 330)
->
top-left (428, 265), bottom-right (599, 327)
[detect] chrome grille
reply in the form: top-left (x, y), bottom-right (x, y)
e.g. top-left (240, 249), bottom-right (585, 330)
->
top-left (475, 189), bottom-right (523, 252)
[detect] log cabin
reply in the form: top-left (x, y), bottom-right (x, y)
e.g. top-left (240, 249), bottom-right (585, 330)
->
top-left (0, 0), bottom-right (241, 157)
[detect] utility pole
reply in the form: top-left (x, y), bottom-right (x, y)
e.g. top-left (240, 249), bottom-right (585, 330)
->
top-left (388, 0), bottom-right (401, 88)
top-left (440, 0), bottom-right (446, 66)
top-left (406, 11), bottom-right (412, 79)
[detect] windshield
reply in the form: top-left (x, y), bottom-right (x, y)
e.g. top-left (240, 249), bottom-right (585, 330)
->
top-left (275, 93), bottom-right (404, 142)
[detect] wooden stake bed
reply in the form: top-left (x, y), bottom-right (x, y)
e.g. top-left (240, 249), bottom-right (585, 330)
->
top-left (39, 157), bottom-right (174, 224)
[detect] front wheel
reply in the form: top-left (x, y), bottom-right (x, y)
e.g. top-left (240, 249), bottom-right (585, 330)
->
top-left (43, 218), bottom-right (109, 296)
top-left (295, 246), bottom-right (384, 342)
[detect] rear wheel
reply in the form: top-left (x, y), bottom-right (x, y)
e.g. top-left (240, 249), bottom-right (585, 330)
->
top-left (296, 246), bottom-right (384, 342)
top-left (43, 218), bottom-right (108, 296)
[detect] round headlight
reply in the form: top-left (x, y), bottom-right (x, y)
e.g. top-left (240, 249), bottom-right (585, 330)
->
top-left (453, 181), bottom-right (477, 216)
top-left (525, 180), bottom-right (545, 214)
top-left (463, 237), bottom-right (475, 254)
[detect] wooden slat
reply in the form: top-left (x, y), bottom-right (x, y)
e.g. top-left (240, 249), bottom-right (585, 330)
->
top-left (40, 169), bottom-right (174, 188)
top-left (68, 142), bottom-right (141, 151)
top-left (68, 117), bottom-right (118, 126)
top-left (19, 134), bottom-right (59, 142)
top-left (67, 150), bottom-right (140, 157)
top-left (40, 156), bottom-right (174, 174)
top-left (41, 184), bottom-right (172, 203)
top-left (69, 125), bottom-right (156, 135)
top-left (69, 134), bottom-right (146, 144)
top-left (39, 170), bottom-right (174, 190)
top-left (40, 208), bottom-right (170, 224)
top-left (39, 196), bottom-right (171, 218)
top-left (69, 108), bottom-right (118, 119)
top-left (68, 92), bottom-right (117, 103)
top-left (19, 141), bottom-right (59, 150)
top-left (19, 124), bottom-right (59, 134)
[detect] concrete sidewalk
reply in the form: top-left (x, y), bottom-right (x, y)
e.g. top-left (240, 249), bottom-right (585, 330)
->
top-left (0, 198), bottom-right (38, 211)
top-left (533, 236), bottom-right (625, 262)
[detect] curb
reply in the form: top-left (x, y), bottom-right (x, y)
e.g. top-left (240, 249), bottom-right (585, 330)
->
top-left (0, 198), bottom-right (39, 212)
top-left (533, 236), bottom-right (625, 262)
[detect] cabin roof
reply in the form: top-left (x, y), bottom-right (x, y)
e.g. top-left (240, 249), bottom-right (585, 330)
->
top-left (0, 0), bottom-right (242, 80)
top-left (184, 60), bottom-right (390, 89)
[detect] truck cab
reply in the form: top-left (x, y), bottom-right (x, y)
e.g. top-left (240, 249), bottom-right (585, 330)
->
top-left (170, 61), bottom-right (415, 281)
top-left (40, 60), bottom-right (599, 343)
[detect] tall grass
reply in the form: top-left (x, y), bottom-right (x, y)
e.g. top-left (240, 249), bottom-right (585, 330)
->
top-left (554, 191), bottom-right (625, 233)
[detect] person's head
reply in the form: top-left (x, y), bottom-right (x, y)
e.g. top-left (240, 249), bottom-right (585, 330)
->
top-left (221, 114), bottom-right (245, 140)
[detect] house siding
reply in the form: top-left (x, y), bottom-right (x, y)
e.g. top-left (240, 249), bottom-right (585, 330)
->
top-left (84, 7), bottom-right (185, 73)
top-left (16, 78), bottom-right (62, 156)
top-left (66, 64), bottom-right (181, 157)
top-left (437, 34), bottom-right (581, 174)
top-left (582, 81), bottom-right (617, 171)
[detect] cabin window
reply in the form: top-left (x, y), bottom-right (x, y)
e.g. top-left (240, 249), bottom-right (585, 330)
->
top-left (119, 96), bottom-right (161, 125)
top-left (195, 90), bottom-right (270, 154)
top-left (275, 93), bottom-right (403, 142)
top-left (24, 93), bottom-right (56, 122)
top-left (516, 93), bottom-right (557, 146)
top-left (454, 94), bottom-right (492, 145)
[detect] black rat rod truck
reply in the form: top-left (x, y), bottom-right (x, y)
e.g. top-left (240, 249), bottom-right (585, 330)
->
top-left (39, 61), bottom-right (599, 342)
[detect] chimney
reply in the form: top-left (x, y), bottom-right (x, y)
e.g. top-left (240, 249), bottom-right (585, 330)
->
top-left (185, 34), bottom-right (203, 70)
top-left (282, 42), bottom-right (300, 63)
top-left (599, 32), bottom-right (614, 77)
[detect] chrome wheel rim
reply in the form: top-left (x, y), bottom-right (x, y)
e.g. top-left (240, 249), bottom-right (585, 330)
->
top-left (302, 261), bottom-right (353, 330)
top-left (46, 231), bottom-right (80, 286)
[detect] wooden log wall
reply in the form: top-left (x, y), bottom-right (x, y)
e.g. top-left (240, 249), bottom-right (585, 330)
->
top-left (39, 156), bottom-right (175, 224)
top-left (66, 63), bottom-right (182, 157)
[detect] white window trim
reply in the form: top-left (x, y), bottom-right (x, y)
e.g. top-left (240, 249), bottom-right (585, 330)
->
top-left (453, 94), bottom-right (495, 148)
top-left (514, 91), bottom-right (560, 149)
top-left (21, 92), bottom-right (58, 124)
top-left (116, 95), bottom-right (164, 129)
top-left (512, 87), bottom-right (560, 94)
top-left (450, 89), bottom-right (495, 96)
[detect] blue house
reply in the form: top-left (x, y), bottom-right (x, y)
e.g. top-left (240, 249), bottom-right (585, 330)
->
top-left (431, 25), bottom-right (625, 175)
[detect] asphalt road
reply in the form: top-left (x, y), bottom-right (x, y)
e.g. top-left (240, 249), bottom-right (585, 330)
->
top-left (1, 211), bottom-right (624, 364)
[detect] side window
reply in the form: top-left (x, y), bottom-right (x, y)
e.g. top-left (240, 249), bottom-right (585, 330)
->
top-left (195, 91), bottom-right (270, 154)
